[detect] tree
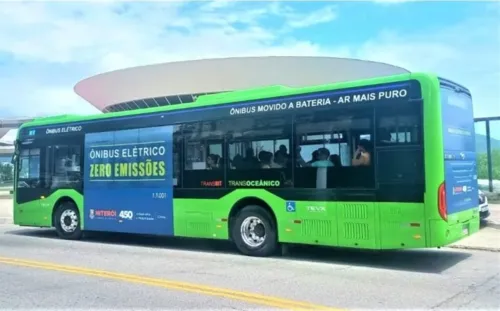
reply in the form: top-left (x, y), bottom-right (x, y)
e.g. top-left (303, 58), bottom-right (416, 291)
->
top-left (477, 150), bottom-right (500, 180)
top-left (0, 163), bottom-right (14, 184)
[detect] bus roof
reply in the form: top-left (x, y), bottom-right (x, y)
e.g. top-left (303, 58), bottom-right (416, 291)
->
top-left (19, 72), bottom-right (436, 132)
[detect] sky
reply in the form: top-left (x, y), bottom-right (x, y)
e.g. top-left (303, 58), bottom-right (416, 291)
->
top-left (0, 0), bottom-right (499, 141)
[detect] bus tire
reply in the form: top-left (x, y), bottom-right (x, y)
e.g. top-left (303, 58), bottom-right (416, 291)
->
top-left (231, 205), bottom-right (278, 257)
top-left (54, 201), bottom-right (82, 240)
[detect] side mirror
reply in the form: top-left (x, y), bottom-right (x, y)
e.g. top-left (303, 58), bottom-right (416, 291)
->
top-left (11, 139), bottom-right (19, 165)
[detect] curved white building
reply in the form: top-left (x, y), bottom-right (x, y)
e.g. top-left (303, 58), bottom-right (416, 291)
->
top-left (0, 129), bottom-right (9, 140)
top-left (0, 117), bottom-right (34, 143)
top-left (74, 56), bottom-right (409, 113)
top-left (0, 128), bottom-right (14, 161)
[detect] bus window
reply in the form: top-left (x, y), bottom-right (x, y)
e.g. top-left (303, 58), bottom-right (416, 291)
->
top-left (351, 134), bottom-right (373, 167)
top-left (49, 145), bottom-right (82, 190)
top-left (294, 111), bottom-right (373, 189)
top-left (184, 121), bottom-right (224, 170)
top-left (376, 105), bottom-right (420, 145)
top-left (172, 125), bottom-right (182, 187)
top-left (226, 116), bottom-right (292, 188)
top-left (183, 121), bottom-right (225, 188)
top-left (17, 148), bottom-right (41, 188)
top-left (375, 103), bottom-right (424, 193)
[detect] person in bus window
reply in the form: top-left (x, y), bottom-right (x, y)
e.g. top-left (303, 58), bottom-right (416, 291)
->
top-left (231, 154), bottom-right (243, 169)
top-left (352, 139), bottom-right (371, 166)
top-left (311, 148), bottom-right (333, 167)
top-left (243, 147), bottom-right (259, 169)
top-left (307, 150), bottom-right (319, 165)
top-left (206, 154), bottom-right (219, 169)
top-left (329, 154), bottom-right (342, 167)
top-left (274, 150), bottom-right (286, 168)
top-left (259, 151), bottom-right (273, 169)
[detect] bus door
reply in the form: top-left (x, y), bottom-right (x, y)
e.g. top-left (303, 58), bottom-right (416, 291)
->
top-left (15, 135), bottom-right (83, 224)
top-left (14, 139), bottom-right (50, 225)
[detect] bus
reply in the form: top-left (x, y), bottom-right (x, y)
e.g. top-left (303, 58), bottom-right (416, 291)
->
top-left (12, 72), bottom-right (480, 257)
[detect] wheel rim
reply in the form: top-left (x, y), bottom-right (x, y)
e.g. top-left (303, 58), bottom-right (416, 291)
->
top-left (240, 216), bottom-right (266, 247)
top-left (60, 209), bottom-right (78, 233)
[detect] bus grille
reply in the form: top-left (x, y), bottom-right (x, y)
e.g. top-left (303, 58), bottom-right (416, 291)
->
top-left (301, 220), bottom-right (333, 237)
top-left (343, 223), bottom-right (370, 240)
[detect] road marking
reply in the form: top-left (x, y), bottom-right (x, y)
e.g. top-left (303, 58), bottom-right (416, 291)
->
top-left (0, 256), bottom-right (343, 310)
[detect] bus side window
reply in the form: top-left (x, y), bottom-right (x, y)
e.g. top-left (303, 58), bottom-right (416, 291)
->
top-left (376, 107), bottom-right (420, 145)
top-left (17, 148), bottom-right (41, 188)
top-left (294, 111), bottom-right (373, 189)
top-left (49, 145), bottom-right (82, 190)
top-left (172, 125), bottom-right (182, 187)
top-left (375, 103), bottom-right (424, 201)
top-left (226, 116), bottom-right (293, 188)
top-left (182, 121), bottom-right (225, 188)
top-left (172, 125), bottom-right (183, 188)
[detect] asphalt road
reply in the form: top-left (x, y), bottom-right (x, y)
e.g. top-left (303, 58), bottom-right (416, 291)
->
top-left (0, 264), bottom-right (258, 310)
top-left (0, 225), bottom-right (499, 310)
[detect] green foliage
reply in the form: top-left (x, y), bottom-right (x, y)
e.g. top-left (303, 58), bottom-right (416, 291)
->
top-left (0, 163), bottom-right (13, 184)
top-left (477, 150), bottom-right (500, 180)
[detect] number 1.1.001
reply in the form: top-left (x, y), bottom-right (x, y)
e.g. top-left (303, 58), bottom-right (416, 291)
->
top-left (152, 192), bottom-right (167, 199)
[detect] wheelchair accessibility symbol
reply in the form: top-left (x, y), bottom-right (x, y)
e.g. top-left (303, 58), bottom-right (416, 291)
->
top-left (286, 201), bottom-right (296, 212)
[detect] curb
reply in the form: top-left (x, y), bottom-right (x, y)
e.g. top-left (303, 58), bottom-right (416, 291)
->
top-left (0, 217), bottom-right (13, 225)
top-left (447, 244), bottom-right (500, 253)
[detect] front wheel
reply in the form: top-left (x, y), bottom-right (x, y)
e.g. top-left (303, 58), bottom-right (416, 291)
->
top-left (231, 205), bottom-right (278, 257)
top-left (54, 201), bottom-right (82, 240)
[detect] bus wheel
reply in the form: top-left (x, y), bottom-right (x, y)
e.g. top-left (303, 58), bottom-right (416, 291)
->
top-left (231, 205), bottom-right (278, 257)
top-left (54, 201), bottom-right (82, 240)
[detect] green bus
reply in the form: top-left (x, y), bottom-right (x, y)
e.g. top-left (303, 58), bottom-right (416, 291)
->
top-left (12, 72), bottom-right (480, 257)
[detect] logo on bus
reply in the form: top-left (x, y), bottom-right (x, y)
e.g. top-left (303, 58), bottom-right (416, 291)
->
top-left (452, 186), bottom-right (469, 195)
top-left (89, 209), bottom-right (117, 219)
top-left (119, 210), bottom-right (134, 220)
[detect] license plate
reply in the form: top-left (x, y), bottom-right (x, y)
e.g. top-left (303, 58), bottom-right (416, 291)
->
top-left (462, 226), bottom-right (469, 235)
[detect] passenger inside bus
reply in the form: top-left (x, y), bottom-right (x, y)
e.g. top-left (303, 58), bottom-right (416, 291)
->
top-left (277, 145), bottom-right (289, 158)
top-left (329, 154), bottom-right (342, 167)
top-left (274, 145), bottom-right (289, 166)
top-left (258, 151), bottom-right (273, 169)
top-left (310, 147), bottom-right (334, 167)
top-left (351, 139), bottom-right (371, 166)
top-left (307, 150), bottom-right (319, 164)
top-left (229, 143), bottom-right (358, 170)
top-left (273, 151), bottom-right (287, 168)
top-left (206, 154), bottom-right (221, 169)
top-left (243, 147), bottom-right (260, 169)
top-left (296, 147), bottom-right (336, 168)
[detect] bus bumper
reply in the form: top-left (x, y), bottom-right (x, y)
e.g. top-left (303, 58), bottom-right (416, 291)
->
top-left (429, 216), bottom-right (480, 247)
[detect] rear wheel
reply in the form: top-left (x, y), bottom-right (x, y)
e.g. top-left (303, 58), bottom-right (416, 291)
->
top-left (231, 205), bottom-right (278, 257)
top-left (54, 201), bottom-right (82, 240)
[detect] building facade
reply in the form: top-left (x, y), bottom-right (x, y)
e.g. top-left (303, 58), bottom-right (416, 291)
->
top-left (74, 56), bottom-right (409, 113)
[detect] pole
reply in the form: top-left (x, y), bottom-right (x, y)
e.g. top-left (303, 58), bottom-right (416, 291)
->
top-left (485, 120), bottom-right (493, 193)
